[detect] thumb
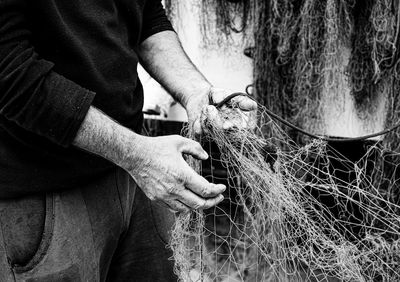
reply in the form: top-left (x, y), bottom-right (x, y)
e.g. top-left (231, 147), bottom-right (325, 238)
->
top-left (179, 138), bottom-right (208, 160)
top-left (232, 95), bottom-right (258, 111)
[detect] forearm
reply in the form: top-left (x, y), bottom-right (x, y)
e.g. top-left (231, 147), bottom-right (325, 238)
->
top-left (138, 30), bottom-right (212, 109)
top-left (72, 106), bottom-right (143, 170)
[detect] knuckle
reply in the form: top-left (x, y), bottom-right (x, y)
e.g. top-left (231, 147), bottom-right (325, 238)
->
top-left (192, 199), bottom-right (207, 210)
top-left (169, 135), bottom-right (183, 145)
top-left (177, 170), bottom-right (191, 184)
top-left (201, 186), bottom-right (212, 197)
top-left (165, 184), bottom-right (178, 195)
top-left (201, 199), bottom-right (209, 209)
top-left (184, 175), bottom-right (196, 187)
top-left (154, 190), bottom-right (170, 201)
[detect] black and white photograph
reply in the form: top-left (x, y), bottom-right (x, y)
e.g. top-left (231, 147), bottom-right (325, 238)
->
top-left (0, 0), bottom-right (399, 281)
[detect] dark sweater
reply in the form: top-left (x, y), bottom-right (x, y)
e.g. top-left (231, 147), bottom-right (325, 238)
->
top-left (0, 0), bottom-right (173, 197)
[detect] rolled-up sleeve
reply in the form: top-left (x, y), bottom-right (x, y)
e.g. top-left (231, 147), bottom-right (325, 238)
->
top-left (140, 0), bottom-right (175, 42)
top-left (0, 0), bottom-right (95, 147)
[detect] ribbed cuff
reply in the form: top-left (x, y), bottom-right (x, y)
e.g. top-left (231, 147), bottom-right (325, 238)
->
top-left (59, 89), bottom-right (96, 147)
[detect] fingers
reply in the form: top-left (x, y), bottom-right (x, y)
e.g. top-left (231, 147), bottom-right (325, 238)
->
top-left (178, 137), bottom-right (208, 160)
top-left (165, 199), bottom-right (191, 213)
top-left (164, 179), bottom-right (225, 212)
top-left (178, 189), bottom-right (224, 210)
top-left (184, 168), bottom-right (226, 198)
top-left (192, 106), bottom-right (221, 136)
top-left (230, 95), bottom-right (258, 111)
top-left (209, 87), bottom-right (258, 111)
top-left (203, 105), bottom-right (224, 129)
top-left (202, 105), bottom-right (252, 131)
top-left (163, 187), bottom-right (224, 213)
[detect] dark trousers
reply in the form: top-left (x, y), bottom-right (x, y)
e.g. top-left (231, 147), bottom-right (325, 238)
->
top-left (0, 167), bottom-right (177, 281)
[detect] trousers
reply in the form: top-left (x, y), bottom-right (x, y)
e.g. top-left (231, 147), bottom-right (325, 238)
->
top-left (0, 167), bottom-right (177, 281)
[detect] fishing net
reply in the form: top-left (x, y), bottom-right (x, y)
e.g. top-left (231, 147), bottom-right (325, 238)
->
top-left (170, 103), bottom-right (400, 281)
top-left (164, 0), bottom-right (400, 280)
top-left (197, 0), bottom-right (253, 48)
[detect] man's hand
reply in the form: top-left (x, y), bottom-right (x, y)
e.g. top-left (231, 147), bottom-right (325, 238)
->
top-left (186, 87), bottom-right (258, 136)
top-left (138, 31), bottom-right (257, 134)
top-left (124, 135), bottom-right (226, 213)
top-left (73, 107), bottom-right (226, 213)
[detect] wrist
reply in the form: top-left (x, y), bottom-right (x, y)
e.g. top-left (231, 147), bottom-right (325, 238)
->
top-left (112, 128), bottom-right (147, 171)
top-left (182, 83), bottom-right (212, 110)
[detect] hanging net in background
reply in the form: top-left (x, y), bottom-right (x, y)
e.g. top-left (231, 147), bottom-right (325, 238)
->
top-left (163, 0), bottom-right (400, 281)
top-left (189, 0), bottom-right (400, 143)
top-left (170, 104), bottom-right (400, 281)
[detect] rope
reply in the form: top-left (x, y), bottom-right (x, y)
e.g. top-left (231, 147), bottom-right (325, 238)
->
top-left (212, 92), bottom-right (400, 142)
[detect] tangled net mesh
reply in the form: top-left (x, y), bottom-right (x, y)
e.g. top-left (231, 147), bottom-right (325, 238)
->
top-left (165, 0), bottom-right (400, 281)
top-left (171, 105), bottom-right (400, 281)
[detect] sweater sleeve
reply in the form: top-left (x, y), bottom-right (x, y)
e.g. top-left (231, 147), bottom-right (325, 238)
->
top-left (140, 0), bottom-right (175, 42)
top-left (0, 0), bottom-right (96, 147)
